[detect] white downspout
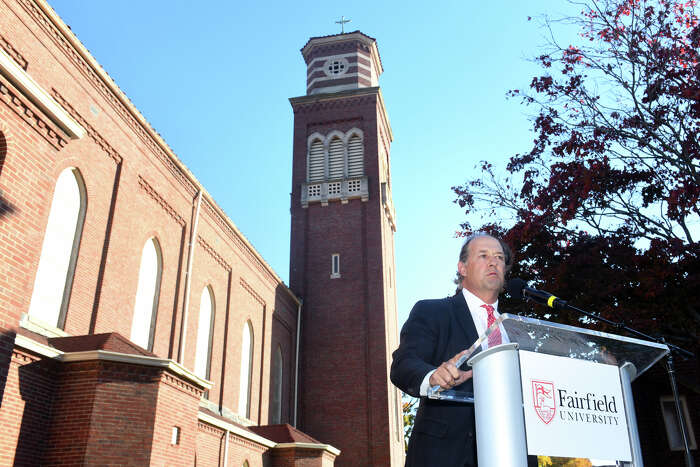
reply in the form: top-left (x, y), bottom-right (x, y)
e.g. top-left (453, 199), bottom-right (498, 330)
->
top-left (293, 298), bottom-right (302, 427)
top-left (178, 190), bottom-right (203, 364)
top-left (223, 428), bottom-right (230, 467)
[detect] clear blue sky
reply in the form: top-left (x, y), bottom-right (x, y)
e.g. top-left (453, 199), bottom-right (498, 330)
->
top-left (49, 0), bottom-right (581, 326)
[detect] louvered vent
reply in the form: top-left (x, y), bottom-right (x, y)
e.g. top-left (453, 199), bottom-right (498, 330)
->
top-left (328, 137), bottom-right (344, 180)
top-left (308, 139), bottom-right (324, 182)
top-left (347, 135), bottom-right (363, 177)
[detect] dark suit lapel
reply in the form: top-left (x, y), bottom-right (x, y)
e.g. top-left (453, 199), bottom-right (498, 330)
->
top-left (451, 292), bottom-right (479, 346)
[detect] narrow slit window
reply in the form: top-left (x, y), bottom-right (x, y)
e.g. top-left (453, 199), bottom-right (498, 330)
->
top-left (331, 254), bottom-right (340, 278)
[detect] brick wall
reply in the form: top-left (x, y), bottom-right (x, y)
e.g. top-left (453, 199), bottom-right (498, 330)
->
top-left (46, 360), bottom-right (162, 465)
top-left (197, 422), bottom-right (226, 466)
top-left (0, 346), bottom-right (56, 465)
top-left (224, 430), bottom-right (271, 467)
top-left (0, 0), bottom-right (304, 464)
top-left (289, 87), bottom-right (402, 466)
top-left (271, 447), bottom-right (336, 467)
top-left (150, 372), bottom-right (203, 466)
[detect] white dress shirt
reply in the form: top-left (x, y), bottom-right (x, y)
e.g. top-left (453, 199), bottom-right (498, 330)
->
top-left (419, 288), bottom-right (508, 396)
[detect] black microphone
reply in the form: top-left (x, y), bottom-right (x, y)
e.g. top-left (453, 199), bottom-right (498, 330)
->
top-left (506, 278), bottom-right (568, 310)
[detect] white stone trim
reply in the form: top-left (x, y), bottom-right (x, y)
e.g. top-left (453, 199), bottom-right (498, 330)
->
top-left (322, 57), bottom-right (349, 77)
top-left (324, 130), bottom-right (345, 149)
top-left (14, 333), bottom-right (63, 358)
top-left (309, 61), bottom-right (372, 79)
top-left (307, 70), bottom-right (371, 90)
top-left (14, 332), bottom-right (211, 389)
top-left (344, 127), bottom-right (364, 144)
top-left (19, 313), bottom-right (70, 338)
top-left (275, 442), bottom-right (341, 456)
top-left (308, 82), bottom-right (368, 95)
top-left (198, 411), bottom-right (276, 448)
top-left (307, 51), bottom-right (370, 72)
top-left (199, 399), bottom-right (254, 427)
top-left (301, 176), bottom-right (369, 208)
top-left (308, 60), bottom-right (372, 78)
top-left (58, 350), bottom-right (213, 389)
top-left (0, 48), bottom-right (85, 139)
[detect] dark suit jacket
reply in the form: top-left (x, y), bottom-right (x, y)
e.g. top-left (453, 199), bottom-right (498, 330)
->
top-left (390, 292), bottom-right (479, 467)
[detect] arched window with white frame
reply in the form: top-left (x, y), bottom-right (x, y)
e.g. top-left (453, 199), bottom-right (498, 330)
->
top-left (328, 136), bottom-right (344, 180)
top-left (307, 138), bottom-right (324, 182)
top-left (270, 345), bottom-right (283, 424)
top-left (28, 167), bottom-right (87, 329)
top-left (130, 237), bottom-right (162, 350)
top-left (194, 286), bottom-right (215, 380)
top-left (238, 320), bottom-right (254, 419)
top-left (347, 133), bottom-right (364, 177)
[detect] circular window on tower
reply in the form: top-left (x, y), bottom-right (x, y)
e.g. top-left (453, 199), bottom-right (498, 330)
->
top-left (324, 57), bottom-right (349, 77)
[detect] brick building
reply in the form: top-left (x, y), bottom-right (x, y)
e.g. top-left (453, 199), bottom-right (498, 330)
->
top-left (289, 33), bottom-right (404, 466)
top-left (0, 0), bottom-right (402, 465)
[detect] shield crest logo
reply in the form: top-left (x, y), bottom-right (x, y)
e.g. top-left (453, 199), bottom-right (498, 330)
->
top-left (532, 380), bottom-right (556, 424)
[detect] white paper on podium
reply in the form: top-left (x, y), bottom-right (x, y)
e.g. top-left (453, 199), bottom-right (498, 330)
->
top-left (519, 351), bottom-right (632, 461)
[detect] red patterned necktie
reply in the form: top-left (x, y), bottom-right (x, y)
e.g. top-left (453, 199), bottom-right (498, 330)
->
top-left (481, 304), bottom-right (502, 347)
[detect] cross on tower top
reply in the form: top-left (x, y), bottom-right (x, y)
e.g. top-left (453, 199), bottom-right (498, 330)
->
top-left (335, 16), bottom-right (351, 33)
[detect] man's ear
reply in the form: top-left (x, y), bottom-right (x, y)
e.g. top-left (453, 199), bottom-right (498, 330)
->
top-left (457, 261), bottom-right (467, 277)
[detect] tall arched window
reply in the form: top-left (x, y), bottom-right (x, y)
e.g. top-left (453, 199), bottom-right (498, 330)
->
top-left (271, 345), bottom-right (283, 424)
top-left (194, 286), bottom-right (215, 379)
top-left (238, 321), bottom-right (254, 418)
top-left (307, 139), bottom-right (324, 182)
top-left (130, 238), bottom-right (162, 350)
top-left (28, 167), bottom-right (86, 328)
top-left (347, 134), bottom-right (364, 177)
top-left (328, 136), bottom-right (344, 180)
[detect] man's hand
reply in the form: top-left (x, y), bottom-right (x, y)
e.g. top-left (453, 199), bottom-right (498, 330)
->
top-left (429, 349), bottom-right (473, 390)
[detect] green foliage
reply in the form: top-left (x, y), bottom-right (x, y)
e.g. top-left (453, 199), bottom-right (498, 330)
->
top-left (401, 393), bottom-right (418, 452)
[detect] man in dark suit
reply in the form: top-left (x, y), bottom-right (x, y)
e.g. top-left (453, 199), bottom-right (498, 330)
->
top-left (390, 233), bottom-right (512, 466)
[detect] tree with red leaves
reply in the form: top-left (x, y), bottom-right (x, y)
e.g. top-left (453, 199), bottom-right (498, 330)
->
top-left (453, 0), bottom-right (699, 345)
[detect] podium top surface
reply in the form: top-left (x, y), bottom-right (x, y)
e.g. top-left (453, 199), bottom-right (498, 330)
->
top-left (466, 314), bottom-right (669, 380)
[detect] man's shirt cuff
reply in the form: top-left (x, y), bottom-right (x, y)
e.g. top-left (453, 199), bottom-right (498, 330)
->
top-left (419, 369), bottom-right (436, 396)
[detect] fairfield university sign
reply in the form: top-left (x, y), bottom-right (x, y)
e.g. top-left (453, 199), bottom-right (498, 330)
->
top-left (519, 351), bottom-right (632, 461)
top-left (531, 380), bottom-right (622, 427)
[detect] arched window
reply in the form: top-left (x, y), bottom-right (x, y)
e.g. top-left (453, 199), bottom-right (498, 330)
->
top-left (307, 139), bottom-right (324, 182)
top-left (328, 136), bottom-right (344, 180)
top-left (271, 345), bottom-right (283, 424)
top-left (238, 321), bottom-right (254, 418)
top-left (130, 238), bottom-right (162, 350)
top-left (28, 167), bottom-right (86, 328)
top-left (347, 134), bottom-right (364, 177)
top-left (194, 286), bottom-right (215, 379)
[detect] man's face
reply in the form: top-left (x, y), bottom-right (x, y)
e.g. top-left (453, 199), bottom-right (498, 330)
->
top-left (458, 236), bottom-right (506, 303)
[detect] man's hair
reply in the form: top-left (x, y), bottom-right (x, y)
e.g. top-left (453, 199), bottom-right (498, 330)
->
top-left (454, 232), bottom-right (514, 288)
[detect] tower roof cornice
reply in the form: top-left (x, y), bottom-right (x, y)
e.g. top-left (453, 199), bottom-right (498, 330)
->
top-left (300, 31), bottom-right (383, 76)
top-left (289, 87), bottom-right (393, 142)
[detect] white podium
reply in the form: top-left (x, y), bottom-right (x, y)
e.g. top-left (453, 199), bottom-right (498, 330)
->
top-left (429, 314), bottom-right (669, 466)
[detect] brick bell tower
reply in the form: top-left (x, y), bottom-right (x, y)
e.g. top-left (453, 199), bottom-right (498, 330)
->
top-left (289, 31), bottom-right (403, 466)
